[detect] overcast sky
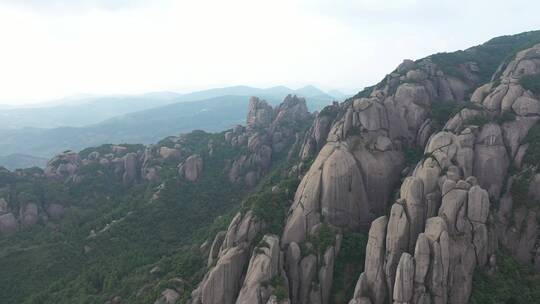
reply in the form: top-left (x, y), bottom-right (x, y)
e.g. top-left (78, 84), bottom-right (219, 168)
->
top-left (0, 0), bottom-right (538, 104)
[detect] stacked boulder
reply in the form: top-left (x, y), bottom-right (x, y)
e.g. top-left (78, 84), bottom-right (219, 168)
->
top-left (283, 57), bottom-right (476, 248)
top-left (350, 131), bottom-right (493, 304)
top-left (350, 44), bottom-right (540, 303)
top-left (190, 211), bottom-right (264, 304)
top-left (0, 197), bottom-right (18, 235)
top-left (227, 95), bottom-right (312, 188)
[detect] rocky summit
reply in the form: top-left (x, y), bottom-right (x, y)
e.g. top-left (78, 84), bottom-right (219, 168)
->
top-left (1, 31), bottom-right (540, 304)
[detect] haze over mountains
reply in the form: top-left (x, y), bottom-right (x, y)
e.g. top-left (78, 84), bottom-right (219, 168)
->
top-left (0, 85), bottom-right (344, 169)
top-left (1, 30), bottom-right (540, 304)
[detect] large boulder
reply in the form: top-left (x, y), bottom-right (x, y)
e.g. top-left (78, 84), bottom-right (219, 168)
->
top-left (393, 253), bottom-right (414, 303)
top-left (0, 213), bottom-right (18, 235)
top-left (122, 152), bottom-right (138, 185)
top-left (19, 203), bottom-right (38, 227)
top-left (199, 244), bottom-right (250, 304)
top-left (235, 235), bottom-right (281, 304)
top-left (179, 154), bottom-right (203, 182)
top-left (473, 124), bottom-right (509, 199)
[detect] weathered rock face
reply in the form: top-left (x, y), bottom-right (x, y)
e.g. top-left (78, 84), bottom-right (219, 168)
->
top-left (283, 57), bottom-right (476, 247)
top-left (192, 44), bottom-right (540, 304)
top-left (359, 216), bottom-right (388, 304)
top-left (159, 147), bottom-right (181, 160)
top-left (0, 197), bottom-right (8, 214)
top-left (20, 203), bottom-right (39, 227)
top-left (299, 103), bottom-right (340, 161)
top-left (123, 152), bottom-right (138, 185)
top-left (229, 95), bottom-right (312, 187)
top-left (198, 244), bottom-right (250, 304)
top-left (179, 154), bottom-right (203, 182)
top-left (208, 231), bottom-right (227, 267)
top-left (0, 213), bottom-right (18, 235)
top-left (44, 150), bottom-right (80, 180)
top-left (473, 123), bottom-right (509, 199)
top-left (154, 289), bottom-right (180, 304)
top-left (349, 113), bottom-right (495, 304)
top-left (235, 235), bottom-right (281, 304)
top-left (247, 97), bottom-right (274, 129)
top-left (191, 211), bottom-right (264, 304)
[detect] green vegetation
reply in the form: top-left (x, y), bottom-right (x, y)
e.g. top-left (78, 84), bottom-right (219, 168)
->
top-left (470, 252), bottom-right (540, 304)
top-left (0, 130), bottom-right (253, 304)
top-left (464, 115), bottom-right (491, 127)
top-left (270, 276), bottom-right (289, 301)
top-left (79, 143), bottom-right (144, 159)
top-left (522, 122), bottom-right (540, 166)
top-left (519, 73), bottom-right (540, 95)
top-left (429, 101), bottom-right (483, 131)
top-left (510, 169), bottom-right (535, 208)
top-left (310, 222), bottom-right (336, 254)
top-left (430, 30), bottom-right (540, 83)
top-left (430, 101), bottom-right (461, 130)
top-left (318, 104), bottom-right (339, 118)
top-left (330, 232), bottom-right (368, 303)
top-left (403, 146), bottom-right (424, 167)
top-left (248, 167), bottom-right (300, 236)
top-left (461, 111), bottom-right (515, 128)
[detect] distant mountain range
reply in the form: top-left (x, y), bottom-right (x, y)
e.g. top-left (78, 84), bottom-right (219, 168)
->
top-left (0, 85), bottom-right (347, 168)
top-left (0, 154), bottom-right (48, 171)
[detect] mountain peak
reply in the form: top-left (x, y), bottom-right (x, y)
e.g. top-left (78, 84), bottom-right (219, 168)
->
top-left (294, 85), bottom-right (327, 97)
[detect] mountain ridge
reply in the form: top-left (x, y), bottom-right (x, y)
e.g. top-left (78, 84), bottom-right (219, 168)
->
top-left (0, 31), bottom-right (540, 304)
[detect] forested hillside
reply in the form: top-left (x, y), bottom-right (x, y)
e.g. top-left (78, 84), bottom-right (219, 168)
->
top-left (1, 31), bottom-right (540, 304)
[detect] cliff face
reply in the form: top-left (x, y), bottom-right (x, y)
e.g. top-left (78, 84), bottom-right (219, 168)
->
top-left (189, 40), bottom-right (540, 304)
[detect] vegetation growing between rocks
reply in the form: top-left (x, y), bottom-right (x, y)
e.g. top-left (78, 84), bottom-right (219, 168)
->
top-left (330, 232), bottom-right (368, 304)
top-left (430, 30), bottom-right (540, 83)
top-left (519, 73), bottom-right (540, 95)
top-left (470, 252), bottom-right (540, 304)
top-left (270, 276), bottom-right (289, 301)
top-left (0, 130), bottom-right (251, 304)
top-left (403, 146), bottom-right (424, 167)
top-left (523, 122), bottom-right (540, 166)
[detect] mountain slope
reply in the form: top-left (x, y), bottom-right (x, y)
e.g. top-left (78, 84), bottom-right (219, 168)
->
top-left (1, 31), bottom-right (540, 304)
top-left (0, 93), bottom-right (334, 161)
top-left (0, 154), bottom-right (48, 170)
top-left (0, 85), bottom-right (337, 130)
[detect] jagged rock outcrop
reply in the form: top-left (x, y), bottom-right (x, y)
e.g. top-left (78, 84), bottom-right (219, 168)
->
top-left (159, 147), bottom-right (181, 160)
top-left (179, 154), bottom-right (203, 182)
top-left (44, 150), bottom-right (80, 180)
top-left (247, 97), bottom-right (274, 129)
top-left (189, 42), bottom-right (540, 304)
top-left (299, 102), bottom-right (340, 161)
top-left (229, 95), bottom-right (311, 187)
top-left (283, 57), bottom-right (478, 247)
top-left (235, 235), bottom-right (281, 304)
top-left (195, 244), bottom-right (250, 304)
top-left (0, 212), bottom-right (18, 235)
top-left (468, 43), bottom-right (540, 270)
top-left (208, 231), bottom-right (226, 267)
top-left (349, 112), bottom-right (497, 304)
top-left (19, 202), bottom-right (39, 227)
top-left (122, 152), bottom-right (138, 185)
top-left (154, 289), bottom-right (180, 304)
top-left (191, 211), bottom-right (264, 304)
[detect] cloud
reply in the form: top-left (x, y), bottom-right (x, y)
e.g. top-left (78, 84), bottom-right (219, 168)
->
top-left (0, 0), bottom-right (539, 103)
top-left (0, 0), bottom-right (160, 13)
